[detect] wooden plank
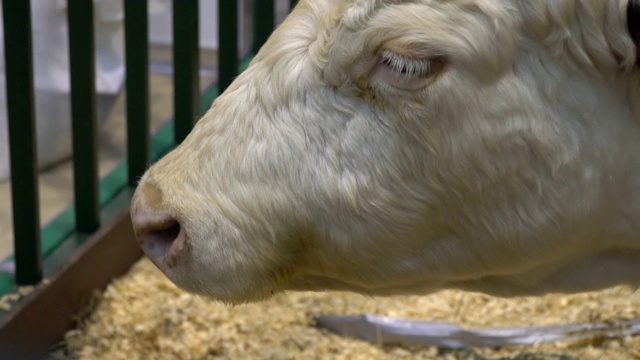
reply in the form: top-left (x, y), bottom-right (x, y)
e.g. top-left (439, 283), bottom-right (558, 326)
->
top-left (0, 208), bottom-right (142, 358)
top-left (2, 0), bottom-right (42, 285)
top-left (68, 0), bottom-right (100, 233)
top-left (125, 0), bottom-right (151, 187)
top-left (173, 0), bottom-right (200, 144)
top-left (218, 0), bottom-right (238, 92)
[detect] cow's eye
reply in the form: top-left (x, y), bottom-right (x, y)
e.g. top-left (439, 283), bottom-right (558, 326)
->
top-left (380, 51), bottom-right (431, 77)
top-left (373, 50), bottom-right (444, 90)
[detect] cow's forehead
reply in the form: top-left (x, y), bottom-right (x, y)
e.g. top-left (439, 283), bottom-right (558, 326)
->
top-left (333, 0), bottom-right (635, 69)
top-left (341, 0), bottom-right (435, 29)
top-left (333, 0), bottom-right (512, 35)
top-left (336, 0), bottom-right (623, 30)
top-left (340, 0), bottom-right (388, 29)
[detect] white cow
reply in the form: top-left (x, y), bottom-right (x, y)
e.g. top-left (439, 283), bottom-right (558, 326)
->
top-left (130, 0), bottom-right (640, 304)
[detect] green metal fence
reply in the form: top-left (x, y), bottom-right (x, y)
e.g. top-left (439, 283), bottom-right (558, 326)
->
top-left (1, 0), bottom-right (296, 296)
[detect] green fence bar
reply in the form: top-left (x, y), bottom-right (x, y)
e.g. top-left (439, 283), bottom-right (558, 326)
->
top-left (2, 0), bottom-right (42, 285)
top-left (125, 0), bottom-right (150, 187)
top-left (67, 0), bottom-right (100, 233)
top-left (253, 1), bottom-right (275, 53)
top-left (290, 0), bottom-right (298, 10)
top-left (218, 1), bottom-right (238, 93)
top-left (173, 0), bottom-right (200, 144)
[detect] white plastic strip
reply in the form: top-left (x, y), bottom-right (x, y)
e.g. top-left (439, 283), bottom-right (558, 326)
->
top-left (314, 314), bottom-right (640, 348)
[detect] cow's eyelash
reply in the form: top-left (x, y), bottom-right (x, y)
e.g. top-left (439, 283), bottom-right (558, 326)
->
top-left (380, 51), bottom-right (431, 77)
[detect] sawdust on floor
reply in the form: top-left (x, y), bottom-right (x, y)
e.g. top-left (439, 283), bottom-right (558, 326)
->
top-left (55, 258), bottom-right (640, 360)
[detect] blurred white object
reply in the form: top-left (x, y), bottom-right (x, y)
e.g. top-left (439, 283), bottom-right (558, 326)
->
top-left (0, 0), bottom-right (170, 182)
top-left (315, 314), bottom-right (640, 348)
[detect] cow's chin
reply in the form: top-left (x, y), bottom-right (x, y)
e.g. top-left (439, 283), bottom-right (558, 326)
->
top-left (156, 264), bottom-right (287, 305)
top-left (145, 245), bottom-right (302, 305)
top-left (280, 270), bottom-right (440, 297)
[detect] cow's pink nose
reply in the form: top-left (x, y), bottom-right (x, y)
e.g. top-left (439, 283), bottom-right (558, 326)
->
top-left (130, 183), bottom-right (186, 268)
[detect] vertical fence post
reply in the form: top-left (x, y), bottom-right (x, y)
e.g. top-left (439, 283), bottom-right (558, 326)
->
top-left (68, 0), bottom-right (100, 233)
top-left (218, 1), bottom-right (238, 93)
top-left (125, 0), bottom-right (150, 187)
top-left (2, 0), bottom-right (42, 285)
top-left (173, 0), bottom-right (200, 144)
top-left (253, 1), bottom-right (275, 54)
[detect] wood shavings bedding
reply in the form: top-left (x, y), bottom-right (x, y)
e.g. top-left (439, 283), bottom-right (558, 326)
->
top-left (54, 258), bottom-right (640, 360)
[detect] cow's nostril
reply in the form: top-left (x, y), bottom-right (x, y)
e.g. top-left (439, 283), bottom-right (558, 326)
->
top-left (136, 218), bottom-right (186, 268)
top-left (131, 182), bottom-right (188, 268)
top-left (143, 220), bottom-right (180, 251)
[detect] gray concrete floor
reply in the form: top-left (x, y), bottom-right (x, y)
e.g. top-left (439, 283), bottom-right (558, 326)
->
top-left (0, 48), bottom-right (217, 261)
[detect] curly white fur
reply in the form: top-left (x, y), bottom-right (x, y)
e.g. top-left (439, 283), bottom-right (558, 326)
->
top-left (131, 0), bottom-right (640, 304)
